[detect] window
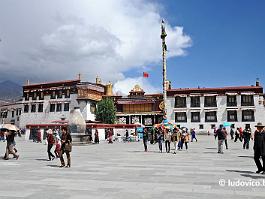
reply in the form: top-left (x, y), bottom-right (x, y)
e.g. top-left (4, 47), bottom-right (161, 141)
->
top-left (175, 112), bottom-right (187, 122)
top-left (175, 96), bottom-right (186, 108)
top-left (57, 90), bottom-right (63, 99)
top-left (242, 110), bottom-right (255, 122)
top-left (32, 92), bottom-right (37, 100)
top-left (90, 103), bottom-right (96, 114)
top-left (25, 93), bottom-right (29, 101)
top-left (11, 111), bottom-right (14, 118)
top-left (227, 110), bottom-right (237, 122)
top-left (31, 104), bottom-right (36, 112)
top-left (50, 104), bottom-right (55, 112)
top-left (199, 124), bottom-right (204, 129)
top-left (56, 104), bottom-right (62, 112)
top-left (39, 92), bottom-right (44, 100)
top-left (227, 95), bottom-right (237, 106)
top-left (241, 95), bottom-right (254, 106)
top-left (51, 91), bottom-right (56, 99)
top-left (211, 124), bottom-right (216, 129)
top-left (65, 90), bottom-right (70, 98)
top-left (191, 112), bottom-right (200, 122)
top-left (38, 104), bottom-right (43, 112)
top-left (24, 104), bottom-right (29, 113)
top-left (205, 111), bottom-right (217, 122)
top-left (190, 96), bottom-right (200, 107)
top-left (16, 109), bottom-right (19, 116)
top-left (204, 96), bottom-right (217, 107)
top-left (64, 103), bottom-right (69, 111)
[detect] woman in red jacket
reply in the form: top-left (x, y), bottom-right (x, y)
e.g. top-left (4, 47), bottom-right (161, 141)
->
top-left (47, 129), bottom-right (55, 161)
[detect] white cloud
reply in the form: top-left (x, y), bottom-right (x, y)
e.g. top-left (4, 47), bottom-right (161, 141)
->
top-left (0, 0), bottom-right (191, 85)
top-left (113, 76), bottom-right (160, 95)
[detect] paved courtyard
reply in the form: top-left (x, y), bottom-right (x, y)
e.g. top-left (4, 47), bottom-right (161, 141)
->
top-left (0, 135), bottom-right (265, 199)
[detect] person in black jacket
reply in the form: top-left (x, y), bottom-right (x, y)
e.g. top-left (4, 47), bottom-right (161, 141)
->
top-left (217, 125), bottom-right (225, 154)
top-left (243, 128), bottom-right (252, 150)
top-left (253, 123), bottom-right (265, 174)
top-left (59, 127), bottom-right (72, 168)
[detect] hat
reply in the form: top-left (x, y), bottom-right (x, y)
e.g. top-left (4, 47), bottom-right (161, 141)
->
top-left (255, 122), bottom-right (265, 127)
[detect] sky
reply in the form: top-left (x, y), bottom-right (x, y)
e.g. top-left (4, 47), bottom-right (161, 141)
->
top-left (0, 0), bottom-right (264, 95)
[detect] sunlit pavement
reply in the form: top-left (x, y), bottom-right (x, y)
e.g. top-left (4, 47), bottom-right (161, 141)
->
top-left (0, 135), bottom-right (265, 199)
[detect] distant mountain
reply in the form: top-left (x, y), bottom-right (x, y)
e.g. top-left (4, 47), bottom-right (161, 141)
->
top-left (0, 80), bottom-right (22, 101)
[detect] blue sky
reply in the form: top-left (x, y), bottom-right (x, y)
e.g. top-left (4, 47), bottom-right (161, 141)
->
top-left (125, 0), bottom-right (265, 89)
top-left (0, 0), bottom-right (264, 94)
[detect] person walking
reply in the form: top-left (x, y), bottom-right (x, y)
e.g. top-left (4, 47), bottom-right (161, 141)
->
top-left (217, 125), bottom-right (226, 154)
top-left (94, 129), bottom-right (99, 144)
top-left (243, 127), bottom-right (252, 149)
top-left (156, 128), bottom-right (163, 153)
top-left (171, 128), bottom-right (178, 154)
top-left (125, 129), bottom-right (129, 142)
top-left (47, 129), bottom-right (55, 161)
top-left (183, 129), bottom-right (190, 150)
top-left (59, 127), bottom-right (72, 168)
top-left (164, 129), bottom-right (171, 153)
top-left (223, 127), bottom-right (228, 150)
top-left (191, 128), bottom-right (197, 142)
top-left (143, 128), bottom-right (148, 152)
top-left (54, 135), bottom-right (61, 158)
top-left (4, 130), bottom-right (19, 160)
top-left (234, 128), bottom-right (241, 142)
top-left (253, 123), bottom-right (265, 174)
top-left (177, 129), bottom-right (184, 150)
top-left (230, 127), bottom-right (235, 140)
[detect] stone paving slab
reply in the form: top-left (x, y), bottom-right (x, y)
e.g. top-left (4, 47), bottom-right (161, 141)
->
top-left (0, 135), bottom-right (265, 199)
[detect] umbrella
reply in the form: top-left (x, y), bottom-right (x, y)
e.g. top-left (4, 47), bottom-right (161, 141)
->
top-left (223, 122), bottom-right (231, 127)
top-left (2, 124), bottom-right (19, 131)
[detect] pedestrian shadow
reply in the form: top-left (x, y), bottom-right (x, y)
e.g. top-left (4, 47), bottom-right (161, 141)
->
top-left (238, 155), bottom-right (253, 159)
top-left (47, 164), bottom-right (61, 168)
top-left (35, 158), bottom-right (49, 161)
top-left (205, 147), bottom-right (217, 150)
top-left (226, 169), bottom-right (254, 174)
top-left (240, 174), bottom-right (265, 179)
top-left (127, 151), bottom-right (164, 154)
top-left (203, 151), bottom-right (218, 154)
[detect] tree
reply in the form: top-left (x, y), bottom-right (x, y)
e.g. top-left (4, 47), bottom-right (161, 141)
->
top-left (95, 98), bottom-right (116, 124)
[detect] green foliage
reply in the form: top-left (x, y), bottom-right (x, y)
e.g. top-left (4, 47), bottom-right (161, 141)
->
top-left (95, 98), bottom-right (116, 124)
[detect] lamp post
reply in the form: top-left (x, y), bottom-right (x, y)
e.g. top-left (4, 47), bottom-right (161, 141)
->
top-left (161, 20), bottom-right (167, 118)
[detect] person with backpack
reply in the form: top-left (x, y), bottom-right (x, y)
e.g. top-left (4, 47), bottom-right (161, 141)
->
top-left (234, 128), bottom-right (241, 142)
top-left (47, 129), bottom-right (55, 161)
top-left (217, 125), bottom-right (226, 154)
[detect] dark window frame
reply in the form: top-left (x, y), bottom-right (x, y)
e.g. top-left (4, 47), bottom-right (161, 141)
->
top-left (175, 96), bottom-right (187, 108)
top-left (175, 112), bottom-right (187, 123)
top-left (241, 95), bottom-right (254, 106)
top-left (50, 104), bottom-right (55, 112)
top-left (56, 104), bottom-right (62, 112)
top-left (24, 104), bottom-right (29, 113)
top-left (227, 95), bottom-right (237, 107)
top-left (242, 110), bottom-right (255, 122)
top-left (31, 104), bottom-right (36, 113)
top-left (57, 90), bottom-right (63, 99)
top-left (204, 96), bottom-right (217, 107)
top-left (205, 111), bottom-right (217, 122)
top-left (38, 103), bottom-right (43, 112)
top-left (51, 91), bottom-right (56, 99)
top-left (191, 112), bottom-right (200, 122)
top-left (64, 103), bottom-right (70, 111)
top-left (39, 92), bottom-right (44, 100)
top-left (32, 92), bottom-right (37, 100)
top-left (65, 90), bottom-right (70, 98)
top-left (190, 96), bottom-right (200, 107)
top-left (227, 110), bottom-right (238, 122)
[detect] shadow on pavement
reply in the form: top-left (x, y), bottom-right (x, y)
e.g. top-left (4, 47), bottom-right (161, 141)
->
top-left (226, 169), bottom-right (254, 174)
top-left (205, 147), bottom-right (217, 150)
top-left (47, 164), bottom-right (61, 168)
top-left (238, 155), bottom-right (253, 159)
top-left (35, 158), bottom-right (49, 161)
top-left (240, 174), bottom-right (265, 179)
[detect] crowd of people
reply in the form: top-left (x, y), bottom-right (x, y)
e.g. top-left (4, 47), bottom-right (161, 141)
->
top-left (142, 127), bottom-right (197, 153)
top-left (1, 122), bottom-right (265, 174)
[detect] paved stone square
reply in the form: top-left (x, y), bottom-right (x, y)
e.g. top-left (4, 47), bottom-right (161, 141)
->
top-left (0, 135), bottom-right (265, 199)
